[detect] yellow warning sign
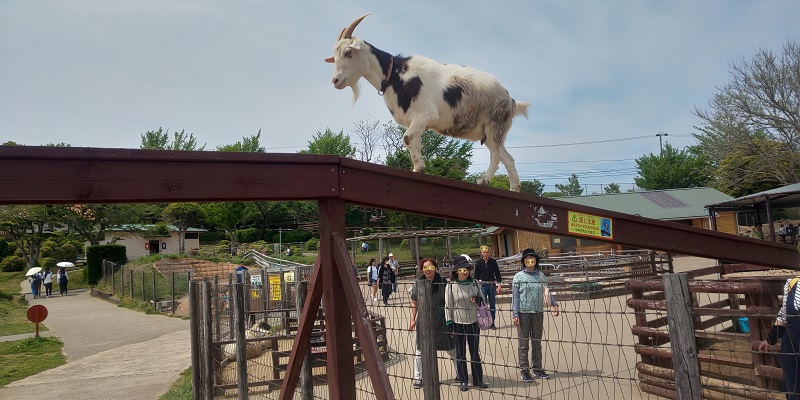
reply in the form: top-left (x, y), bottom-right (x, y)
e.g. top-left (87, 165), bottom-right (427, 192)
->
top-left (567, 211), bottom-right (613, 239)
top-left (269, 275), bottom-right (282, 301)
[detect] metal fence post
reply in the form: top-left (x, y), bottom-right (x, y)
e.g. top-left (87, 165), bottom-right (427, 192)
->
top-left (171, 271), bottom-right (176, 314)
top-left (129, 269), bottom-right (133, 299)
top-left (417, 279), bottom-right (441, 399)
top-left (121, 265), bottom-right (125, 298)
top-left (663, 273), bottom-right (701, 399)
top-left (142, 270), bottom-right (146, 302)
top-left (232, 283), bottom-right (248, 400)
top-left (153, 270), bottom-right (157, 305)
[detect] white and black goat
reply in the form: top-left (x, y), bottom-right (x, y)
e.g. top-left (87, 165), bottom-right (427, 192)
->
top-left (325, 14), bottom-right (530, 192)
top-left (220, 319), bottom-right (271, 366)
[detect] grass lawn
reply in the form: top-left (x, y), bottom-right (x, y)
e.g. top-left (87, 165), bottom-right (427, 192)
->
top-left (159, 368), bottom-right (191, 400)
top-left (0, 336), bottom-right (66, 387)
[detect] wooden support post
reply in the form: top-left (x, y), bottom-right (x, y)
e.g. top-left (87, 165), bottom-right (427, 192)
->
top-left (417, 279), bottom-right (440, 400)
top-left (189, 282), bottom-right (202, 400)
top-left (228, 274), bottom-right (234, 340)
top-left (663, 273), bottom-right (701, 399)
top-left (232, 283), bottom-right (248, 400)
top-left (296, 281), bottom-right (313, 400)
top-left (319, 198), bottom-right (356, 400)
top-left (201, 281), bottom-right (214, 400)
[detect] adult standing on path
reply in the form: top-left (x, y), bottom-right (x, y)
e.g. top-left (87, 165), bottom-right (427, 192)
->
top-left (42, 266), bottom-right (54, 298)
top-left (378, 256), bottom-right (396, 306)
top-left (445, 255), bottom-right (488, 392)
top-left (513, 248), bottom-right (560, 382)
top-left (475, 245), bottom-right (502, 329)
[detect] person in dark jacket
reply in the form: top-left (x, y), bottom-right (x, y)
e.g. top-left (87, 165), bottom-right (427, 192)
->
top-left (474, 245), bottom-right (503, 329)
top-left (377, 256), bottom-right (396, 306)
top-left (408, 257), bottom-right (456, 389)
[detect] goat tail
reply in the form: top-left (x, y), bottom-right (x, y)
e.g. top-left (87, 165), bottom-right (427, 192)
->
top-left (512, 100), bottom-right (531, 119)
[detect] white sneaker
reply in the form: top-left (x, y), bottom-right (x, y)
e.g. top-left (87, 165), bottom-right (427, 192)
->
top-left (373, 297), bottom-right (377, 302)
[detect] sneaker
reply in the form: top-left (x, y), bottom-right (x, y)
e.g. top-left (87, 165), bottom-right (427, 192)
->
top-left (490, 324), bottom-right (497, 330)
top-left (473, 382), bottom-right (488, 389)
top-left (533, 370), bottom-right (550, 379)
top-left (521, 371), bottom-right (534, 383)
top-left (459, 384), bottom-right (469, 392)
top-left (373, 297), bottom-right (377, 302)
top-left (413, 380), bottom-right (422, 389)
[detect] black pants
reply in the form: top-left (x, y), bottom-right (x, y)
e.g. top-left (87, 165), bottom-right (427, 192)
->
top-left (59, 280), bottom-right (68, 295)
top-left (381, 283), bottom-right (392, 305)
top-left (44, 282), bottom-right (53, 297)
top-left (453, 322), bottom-right (483, 385)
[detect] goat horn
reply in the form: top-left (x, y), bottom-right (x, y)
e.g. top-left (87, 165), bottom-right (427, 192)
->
top-left (337, 27), bottom-right (347, 40)
top-left (341, 13), bottom-right (370, 40)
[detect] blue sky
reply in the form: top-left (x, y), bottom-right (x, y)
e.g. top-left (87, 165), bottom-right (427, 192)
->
top-left (1, 1), bottom-right (799, 194)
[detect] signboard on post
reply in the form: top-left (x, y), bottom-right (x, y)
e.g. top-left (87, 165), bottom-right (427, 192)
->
top-left (269, 275), bottom-right (282, 300)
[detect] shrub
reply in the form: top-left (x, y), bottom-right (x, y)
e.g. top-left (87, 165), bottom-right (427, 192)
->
top-left (305, 238), bottom-right (320, 251)
top-left (0, 240), bottom-right (9, 259)
top-left (38, 257), bottom-right (57, 270)
top-left (85, 244), bottom-right (127, 285)
top-left (199, 231), bottom-right (227, 244)
top-left (1, 256), bottom-right (26, 272)
top-left (237, 228), bottom-right (260, 243)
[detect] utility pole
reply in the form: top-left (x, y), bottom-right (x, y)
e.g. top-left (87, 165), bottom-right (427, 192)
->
top-left (656, 132), bottom-right (668, 155)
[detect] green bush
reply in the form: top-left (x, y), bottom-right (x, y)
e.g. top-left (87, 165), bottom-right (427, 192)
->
top-left (0, 240), bottom-right (9, 259)
top-left (305, 238), bottom-right (320, 251)
top-left (199, 231), bottom-right (227, 244)
top-left (237, 228), bottom-right (260, 243)
top-left (0, 256), bottom-right (26, 272)
top-left (273, 229), bottom-right (312, 243)
top-left (85, 244), bottom-right (127, 285)
top-left (38, 257), bottom-right (57, 270)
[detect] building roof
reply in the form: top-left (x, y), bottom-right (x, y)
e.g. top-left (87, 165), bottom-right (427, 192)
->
top-left (554, 187), bottom-right (733, 221)
top-left (705, 182), bottom-right (800, 211)
top-left (108, 224), bottom-right (207, 233)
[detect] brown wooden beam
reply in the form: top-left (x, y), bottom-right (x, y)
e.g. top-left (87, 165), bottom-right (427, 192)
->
top-left (338, 158), bottom-right (800, 269)
top-left (317, 198), bottom-right (355, 399)
top-left (330, 230), bottom-right (394, 400)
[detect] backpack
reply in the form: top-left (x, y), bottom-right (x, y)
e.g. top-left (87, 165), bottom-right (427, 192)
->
top-left (33, 273), bottom-right (42, 284)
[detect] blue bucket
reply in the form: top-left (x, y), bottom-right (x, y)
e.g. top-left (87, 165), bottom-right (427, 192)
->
top-left (738, 317), bottom-right (750, 333)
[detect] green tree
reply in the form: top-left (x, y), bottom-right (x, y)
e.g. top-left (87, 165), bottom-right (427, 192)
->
top-left (384, 125), bottom-right (473, 181)
top-left (299, 128), bottom-right (356, 158)
top-left (603, 183), bottom-right (621, 194)
top-left (215, 130), bottom-right (266, 153)
top-left (140, 128), bottom-right (206, 150)
top-left (634, 144), bottom-right (711, 190)
top-left (57, 204), bottom-right (137, 245)
top-left (201, 202), bottom-right (247, 255)
top-left (162, 203), bottom-right (204, 254)
top-left (555, 174), bottom-right (584, 196)
top-left (520, 180), bottom-right (545, 196)
top-left (693, 39), bottom-right (800, 194)
top-left (0, 205), bottom-right (61, 268)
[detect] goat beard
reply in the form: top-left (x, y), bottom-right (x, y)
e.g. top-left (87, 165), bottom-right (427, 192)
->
top-left (350, 82), bottom-right (361, 107)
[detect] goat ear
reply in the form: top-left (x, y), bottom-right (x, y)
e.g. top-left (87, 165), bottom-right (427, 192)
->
top-left (324, 56), bottom-right (335, 63)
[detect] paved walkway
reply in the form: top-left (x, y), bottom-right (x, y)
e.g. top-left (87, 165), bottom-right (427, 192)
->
top-left (0, 281), bottom-right (190, 400)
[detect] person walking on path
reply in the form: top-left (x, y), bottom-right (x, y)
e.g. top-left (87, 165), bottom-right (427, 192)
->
top-left (57, 266), bottom-right (68, 295)
top-left (42, 267), bottom-right (54, 298)
top-left (445, 255), bottom-right (488, 392)
top-left (475, 245), bottom-right (502, 329)
top-left (29, 272), bottom-right (42, 299)
top-left (388, 253), bottom-right (400, 292)
top-left (366, 258), bottom-right (379, 302)
top-left (408, 257), bottom-right (456, 389)
top-left (513, 248), bottom-right (560, 382)
top-left (378, 256), bottom-right (396, 306)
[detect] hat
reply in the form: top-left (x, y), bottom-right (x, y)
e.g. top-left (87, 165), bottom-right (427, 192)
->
top-left (521, 248), bottom-right (541, 267)
top-left (388, 253), bottom-right (394, 257)
top-left (453, 255), bottom-right (471, 269)
top-left (460, 254), bottom-right (472, 262)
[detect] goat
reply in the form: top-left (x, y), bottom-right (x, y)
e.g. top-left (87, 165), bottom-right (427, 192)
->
top-left (325, 14), bottom-right (530, 192)
top-left (220, 319), bottom-right (272, 366)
